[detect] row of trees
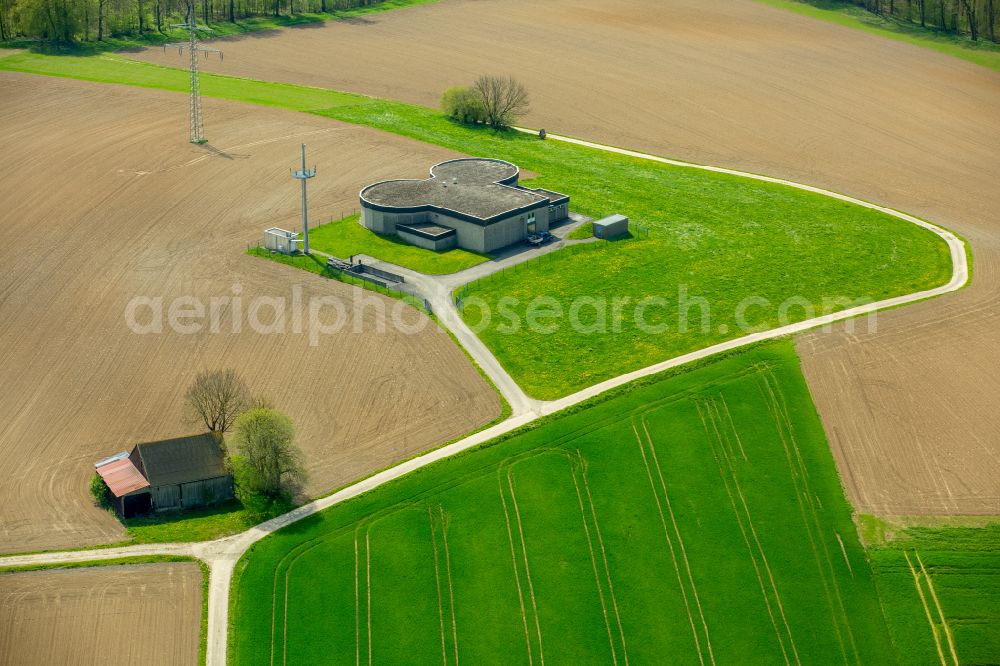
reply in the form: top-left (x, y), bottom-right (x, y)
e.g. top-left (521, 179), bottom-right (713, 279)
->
top-left (850, 0), bottom-right (998, 41)
top-left (0, 0), bottom-right (388, 44)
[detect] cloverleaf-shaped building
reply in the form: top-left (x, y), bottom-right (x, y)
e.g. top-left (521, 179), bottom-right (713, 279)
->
top-left (360, 158), bottom-right (570, 253)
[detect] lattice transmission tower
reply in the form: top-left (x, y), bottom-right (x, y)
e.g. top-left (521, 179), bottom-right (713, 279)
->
top-left (166, 10), bottom-right (223, 144)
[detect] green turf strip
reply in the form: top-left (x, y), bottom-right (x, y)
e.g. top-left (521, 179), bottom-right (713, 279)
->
top-left (229, 341), bottom-right (903, 665)
top-left (309, 214), bottom-right (487, 274)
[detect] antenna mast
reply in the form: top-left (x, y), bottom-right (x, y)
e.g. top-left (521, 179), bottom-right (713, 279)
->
top-left (292, 144), bottom-right (318, 254)
top-left (167, 10), bottom-right (223, 144)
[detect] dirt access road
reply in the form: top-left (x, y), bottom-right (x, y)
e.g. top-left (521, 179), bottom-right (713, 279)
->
top-left (0, 563), bottom-right (201, 666)
top-left (132, 0), bottom-right (1000, 515)
top-left (0, 73), bottom-right (499, 554)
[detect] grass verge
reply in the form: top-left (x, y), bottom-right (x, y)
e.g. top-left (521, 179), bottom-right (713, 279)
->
top-left (755, 0), bottom-right (1000, 71)
top-left (122, 498), bottom-right (292, 544)
top-left (229, 340), bottom-right (899, 664)
top-left (309, 214), bottom-right (487, 274)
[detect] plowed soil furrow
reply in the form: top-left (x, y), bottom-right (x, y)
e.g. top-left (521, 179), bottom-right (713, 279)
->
top-left (0, 563), bottom-right (201, 666)
top-left (0, 72), bottom-right (499, 553)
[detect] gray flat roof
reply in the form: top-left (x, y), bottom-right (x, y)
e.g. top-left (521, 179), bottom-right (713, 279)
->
top-left (594, 214), bottom-right (629, 227)
top-left (360, 158), bottom-right (558, 223)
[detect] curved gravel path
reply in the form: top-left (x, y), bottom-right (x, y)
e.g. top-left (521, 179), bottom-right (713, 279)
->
top-left (0, 132), bottom-right (967, 666)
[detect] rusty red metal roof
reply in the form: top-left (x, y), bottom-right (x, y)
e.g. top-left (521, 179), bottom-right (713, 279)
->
top-left (96, 455), bottom-right (150, 497)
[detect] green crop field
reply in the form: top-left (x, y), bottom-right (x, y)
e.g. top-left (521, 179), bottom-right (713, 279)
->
top-left (230, 340), bottom-right (904, 665)
top-left (868, 524), bottom-right (1000, 665)
top-left (309, 215), bottom-right (487, 274)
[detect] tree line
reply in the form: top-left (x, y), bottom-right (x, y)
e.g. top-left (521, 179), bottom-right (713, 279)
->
top-left (0, 0), bottom-right (389, 44)
top-left (848, 0), bottom-right (997, 41)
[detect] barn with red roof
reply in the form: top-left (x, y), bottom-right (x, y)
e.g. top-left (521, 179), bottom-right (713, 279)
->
top-left (94, 433), bottom-right (234, 518)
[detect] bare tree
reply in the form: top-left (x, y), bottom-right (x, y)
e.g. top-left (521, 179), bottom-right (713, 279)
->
top-left (229, 407), bottom-right (306, 497)
top-left (473, 74), bottom-right (530, 130)
top-left (185, 368), bottom-right (250, 434)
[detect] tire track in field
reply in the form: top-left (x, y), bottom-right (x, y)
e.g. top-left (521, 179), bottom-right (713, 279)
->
top-left (428, 505), bottom-right (460, 666)
top-left (497, 466), bottom-right (540, 666)
top-left (575, 451), bottom-right (629, 665)
top-left (352, 526), bottom-right (373, 666)
top-left (428, 507), bottom-right (450, 666)
top-left (505, 468), bottom-right (546, 665)
top-left (915, 552), bottom-right (960, 666)
top-left (641, 419), bottom-right (716, 666)
top-left (758, 368), bottom-right (858, 665)
top-left (697, 399), bottom-right (798, 666)
top-left (632, 421), bottom-right (713, 666)
top-left (719, 395), bottom-right (748, 461)
top-left (567, 453), bottom-right (622, 666)
top-left (439, 506), bottom-right (460, 666)
top-left (903, 551), bottom-right (950, 666)
top-left (366, 531), bottom-right (372, 666)
top-left (355, 533), bottom-right (361, 666)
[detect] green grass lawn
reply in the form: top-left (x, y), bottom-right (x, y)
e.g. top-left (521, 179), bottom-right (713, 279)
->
top-left (122, 498), bottom-right (293, 544)
top-left (0, 54), bottom-right (955, 399)
top-left (868, 524), bottom-right (1000, 665)
top-left (230, 340), bottom-right (903, 665)
top-left (315, 104), bottom-right (952, 400)
top-left (755, 0), bottom-right (1000, 72)
top-left (309, 214), bottom-right (487, 274)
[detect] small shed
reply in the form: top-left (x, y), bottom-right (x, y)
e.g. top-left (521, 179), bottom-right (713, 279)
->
top-left (95, 434), bottom-right (234, 518)
top-left (593, 214), bottom-right (629, 239)
top-left (264, 227), bottom-right (299, 253)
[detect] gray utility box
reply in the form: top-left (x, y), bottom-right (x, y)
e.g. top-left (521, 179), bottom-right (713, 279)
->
top-left (593, 214), bottom-right (629, 239)
top-left (264, 227), bottom-right (299, 253)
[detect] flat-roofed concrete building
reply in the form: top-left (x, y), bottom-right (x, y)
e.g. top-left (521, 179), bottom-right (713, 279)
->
top-left (360, 158), bottom-right (569, 254)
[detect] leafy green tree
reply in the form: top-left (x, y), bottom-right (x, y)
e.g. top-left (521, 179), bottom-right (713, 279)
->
top-left (89, 472), bottom-right (113, 509)
top-left (441, 85), bottom-right (486, 124)
top-left (15, 0), bottom-right (78, 41)
top-left (228, 407), bottom-right (306, 498)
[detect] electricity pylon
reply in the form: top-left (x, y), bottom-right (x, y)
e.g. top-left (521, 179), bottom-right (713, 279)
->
top-left (167, 11), bottom-right (223, 144)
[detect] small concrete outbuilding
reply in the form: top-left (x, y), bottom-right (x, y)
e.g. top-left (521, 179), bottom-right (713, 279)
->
top-left (94, 434), bottom-right (234, 518)
top-left (360, 158), bottom-right (570, 253)
top-left (264, 227), bottom-right (299, 253)
top-left (592, 214), bottom-right (629, 239)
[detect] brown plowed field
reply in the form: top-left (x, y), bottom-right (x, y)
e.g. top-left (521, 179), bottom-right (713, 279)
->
top-left (131, 0), bottom-right (1000, 515)
top-left (0, 563), bottom-right (201, 666)
top-left (0, 72), bottom-right (499, 553)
